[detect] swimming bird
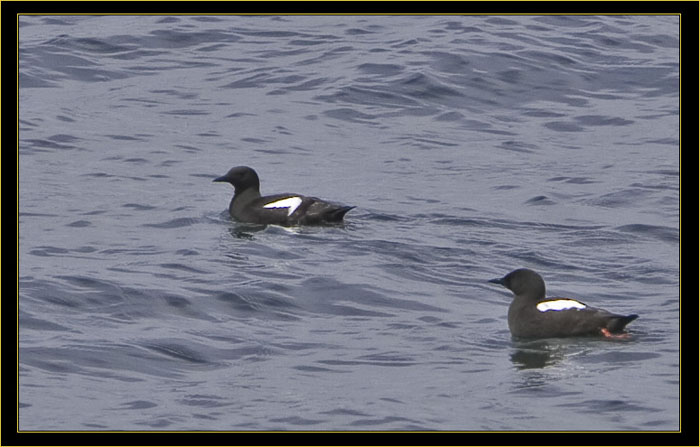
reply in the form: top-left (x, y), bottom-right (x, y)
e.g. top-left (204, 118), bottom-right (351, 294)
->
top-left (213, 166), bottom-right (354, 226)
top-left (489, 268), bottom-right (638, 339)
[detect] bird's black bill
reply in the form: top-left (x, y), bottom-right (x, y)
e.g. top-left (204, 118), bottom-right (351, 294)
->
top-left (213, 175), bottom-right (227, 183)
top-left (488, 277), bottom-right (504, 285)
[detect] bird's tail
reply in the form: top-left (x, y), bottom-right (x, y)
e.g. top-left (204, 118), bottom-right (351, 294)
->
top-left (325, 206), bottom-right (355, 222)
top-left (608, 314), bottom-right (639, 333)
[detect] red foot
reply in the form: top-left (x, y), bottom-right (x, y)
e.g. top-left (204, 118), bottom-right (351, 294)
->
top-left (601, 328), bottom-right (631, 339)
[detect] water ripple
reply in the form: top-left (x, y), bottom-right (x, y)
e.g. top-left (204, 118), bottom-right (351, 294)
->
top-left (18, 14), bottom-right (679, 431)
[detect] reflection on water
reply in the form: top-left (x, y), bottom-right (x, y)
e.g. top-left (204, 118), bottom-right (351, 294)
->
top-left (227, 222), bottom-right (268, 239)
top-left (510, 339), bottom-right (568, 370)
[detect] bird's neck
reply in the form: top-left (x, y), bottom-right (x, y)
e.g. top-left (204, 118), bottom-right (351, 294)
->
top-left (233, 187), bottom-right (261, 205)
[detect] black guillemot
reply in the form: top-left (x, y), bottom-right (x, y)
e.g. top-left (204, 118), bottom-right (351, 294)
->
top-left (213, 166), bottom-right (354, 226)
top-left (489, 268), bottom-right (638, 339)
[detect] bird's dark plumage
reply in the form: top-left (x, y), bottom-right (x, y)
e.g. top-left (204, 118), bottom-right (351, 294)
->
top-left (213, 166), bottom-right (354, 226)
top-left (489, 268), bottom-right (638, 339)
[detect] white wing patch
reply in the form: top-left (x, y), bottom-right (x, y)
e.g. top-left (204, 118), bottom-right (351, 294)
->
top-left (536, 299), bottom-right (587, 312)
top-left (263, 197), bottom-right (303, 216)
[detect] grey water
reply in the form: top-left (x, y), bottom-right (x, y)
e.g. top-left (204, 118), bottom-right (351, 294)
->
top-left (18, 15), bottom-right (679, 431)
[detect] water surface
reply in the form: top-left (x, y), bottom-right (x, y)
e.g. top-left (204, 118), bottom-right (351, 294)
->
top-left (18, 15), bottom-right (679, 430)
